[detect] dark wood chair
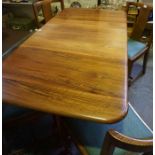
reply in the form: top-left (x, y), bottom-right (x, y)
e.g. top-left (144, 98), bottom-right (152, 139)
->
top-left (33, 0), bottom-right (64, 28)
top-left (52, 0), bottom-right (64, 10)
top-left (101, 129), bottom-right (153, 155)
top-left (33, 0), bottom-right (53, 28)
top-left (127, 2), bottom-right (143, 36)
top-left (97, 0), bottom-right (101, 5)
top-left (127, 2), bottom-right (153, 84)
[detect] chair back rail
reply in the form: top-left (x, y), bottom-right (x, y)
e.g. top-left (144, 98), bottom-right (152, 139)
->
top-left (126, 2), bottom-right (145, 13)
top-left (33, 1), bottom-right (44, 28)
top-left (129, 3), bottom-right (153, 41)
top-left (42, 0), bottom-right (53, 23)
top-left (33, 0), bottom-right (53, 28)
top-left (52, 0), bottom-right (64, 10)
top-left (127, 2), bottom-right (153, 84)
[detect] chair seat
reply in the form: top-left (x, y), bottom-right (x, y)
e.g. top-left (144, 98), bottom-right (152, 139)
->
top-left (3, 104), bottom-right (33, 120)
top-left (128, 38), bottom-right (147, 59)
top-left (65, 103), bottom-right (152, 155)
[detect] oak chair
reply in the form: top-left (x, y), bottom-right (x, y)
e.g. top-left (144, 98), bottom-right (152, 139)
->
top-left (127, 2), bottom-right (153, 84)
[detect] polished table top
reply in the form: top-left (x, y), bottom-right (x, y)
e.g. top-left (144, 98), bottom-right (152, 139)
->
top-left (3, 8), bottom-right (128, 123)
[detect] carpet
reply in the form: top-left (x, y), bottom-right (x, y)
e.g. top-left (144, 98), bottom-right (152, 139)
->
top-left (3, 103), bottom-right (152, 155)
top-left (128, 48), bottom-right (153, 130)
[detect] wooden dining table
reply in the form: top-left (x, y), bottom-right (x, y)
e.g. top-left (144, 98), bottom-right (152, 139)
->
top-left (3, 8), bottom-right (128, 124)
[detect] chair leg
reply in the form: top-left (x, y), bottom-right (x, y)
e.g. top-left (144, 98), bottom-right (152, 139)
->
top-left (142, 50), bottom-right (149, 75)
top-left (60, 0), bottom-right (64, 10)
top-left (128, 60), bottom-right (134, 86)
top-left (128, 60), bottom-right (133, 78)
top-left (98, 0), bottom-right (101, 5)
top-left (100, 132), bottom-right (115, 155)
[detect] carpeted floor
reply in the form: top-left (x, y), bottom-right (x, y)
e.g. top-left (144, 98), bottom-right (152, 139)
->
top-left (3, 104), bottom-right (152, 155)
top-left (128, 47), bottom-right (153, 130)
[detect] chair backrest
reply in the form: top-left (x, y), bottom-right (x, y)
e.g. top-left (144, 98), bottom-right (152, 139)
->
top-left (127, 2), bottom-right (153, 41)
top-left (33, 0), bottom-right (53, 28)
top-left (42, 0), bottom-right (53, 22)
top-left (52, 0), bottom-right (64, 10)
top-left (101, 129), bottom-right (153, 155)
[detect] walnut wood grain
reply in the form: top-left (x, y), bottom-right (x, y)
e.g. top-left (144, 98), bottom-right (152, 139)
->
top-left (3, 8), bottom-right (128, 123)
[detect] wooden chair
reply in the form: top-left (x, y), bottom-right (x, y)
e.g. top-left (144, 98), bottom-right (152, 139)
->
top-left (97, 0), bottom-right (101, 5)
top-left (52, 0), bottom-right (64, 10)
top-left (33, 0), bottom-right (64, 28)
top-left (101, 129), bottom-right (153, 155)
top-left (33, 0), bottom-right (53, 28)
top-left (127, 2), bottom-right (153, 84)
top-left (71, 129), bottom-right (153, 155)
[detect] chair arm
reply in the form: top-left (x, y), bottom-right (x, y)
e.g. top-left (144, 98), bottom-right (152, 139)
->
top-left (107, 129), bottom-right (152, 152)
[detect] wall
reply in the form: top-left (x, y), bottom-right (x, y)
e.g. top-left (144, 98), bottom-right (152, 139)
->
top-left (52, 0), bottom-right (153, 10)
top-left (51, 0), bottom-right (97, 10)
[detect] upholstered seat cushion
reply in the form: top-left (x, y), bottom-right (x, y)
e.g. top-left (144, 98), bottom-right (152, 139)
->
top-left (128, 38), bottom-right (147, 59)
top-left (3, 104), bottom-right (33, 120)
top-left (65, 103), bottom-right (152, 155)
